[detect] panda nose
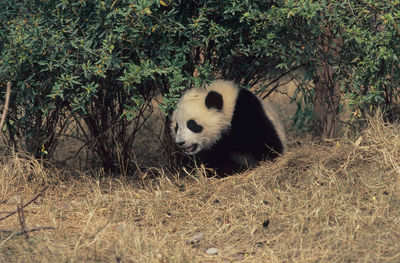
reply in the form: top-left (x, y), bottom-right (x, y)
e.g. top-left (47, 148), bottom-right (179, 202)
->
top-left (176, 141), bottom-right (185, 147)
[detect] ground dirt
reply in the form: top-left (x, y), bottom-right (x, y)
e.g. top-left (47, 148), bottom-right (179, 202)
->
top-left (0, 115), bottom-right (399, 262)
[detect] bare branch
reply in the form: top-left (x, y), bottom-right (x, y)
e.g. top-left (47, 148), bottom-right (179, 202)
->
top-left (0, 226), bottom-right (55, 236)
top-left (261, 65), bottom-right (304, 100)
top-left (0, 186), bottom-right (48, 222)
top-left (17, 199), bottom-right (27, 234)
top-left (0, 82), bottom-right (11, 132)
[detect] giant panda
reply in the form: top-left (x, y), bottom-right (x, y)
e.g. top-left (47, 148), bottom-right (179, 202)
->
top-left (170, 80), bottom-right (286, 175)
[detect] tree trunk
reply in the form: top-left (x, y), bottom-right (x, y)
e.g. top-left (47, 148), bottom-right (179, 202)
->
top-left (312, 15), bottom-right (343, 139)
top-left (313, 62), bottom-right (341, 138)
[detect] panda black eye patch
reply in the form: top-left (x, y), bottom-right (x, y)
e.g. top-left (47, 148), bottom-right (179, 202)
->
top-left (187, 119), bottom-right (203, 133)
top-left (175, 123), bottom-right (178, 133)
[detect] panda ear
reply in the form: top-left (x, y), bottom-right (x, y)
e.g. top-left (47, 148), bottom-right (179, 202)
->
top-left (205, 91), bottom-right (223, 110)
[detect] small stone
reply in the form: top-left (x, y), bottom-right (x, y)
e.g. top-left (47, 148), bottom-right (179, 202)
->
top-left (256, 241), bottom-right (265, 247)
top-left (206, 247), bottom-right (219, 255)
top-left (186, 232), bottom-right (204, 245)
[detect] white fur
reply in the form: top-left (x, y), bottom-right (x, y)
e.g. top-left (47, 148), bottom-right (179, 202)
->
top-left (171, 80), bottom-right (239, 154)
top-left (171, 80), bottom-right (286, 155)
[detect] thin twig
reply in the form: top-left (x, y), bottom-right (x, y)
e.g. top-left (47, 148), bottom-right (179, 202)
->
top-left (261, 65), bottom-right (304, 100)
top-left (0, 226), bottom-right (55, 236)
top-left (17, 199), bottom-right (29, 240)
top-left (88, 207), bottom-right (115, 240)
top-left (17, 199), bottom-right (27, 234)
top-left (59, 117), bottom-right (124, 165)
top-left (0, 186), bottom-right (48, 222)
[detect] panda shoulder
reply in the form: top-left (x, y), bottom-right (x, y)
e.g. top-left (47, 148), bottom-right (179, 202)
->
top-left (259, 99), bottom-right (287, 151)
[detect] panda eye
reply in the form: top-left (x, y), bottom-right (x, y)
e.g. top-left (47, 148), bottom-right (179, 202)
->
top-left (175, 123), bottom-right (178, 133)
top-left (187, 119), bottom-right (203, 133)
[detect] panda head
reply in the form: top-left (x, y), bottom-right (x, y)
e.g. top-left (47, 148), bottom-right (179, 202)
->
top-left (171, 80), bottom-right (239, 155)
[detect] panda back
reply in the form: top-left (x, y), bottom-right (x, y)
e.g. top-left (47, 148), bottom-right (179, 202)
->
top-left (230, 88), bottom-right (285, 161)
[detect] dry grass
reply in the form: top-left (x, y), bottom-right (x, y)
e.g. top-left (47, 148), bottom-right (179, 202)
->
top-left (0, 116), bottom-right (399, 262)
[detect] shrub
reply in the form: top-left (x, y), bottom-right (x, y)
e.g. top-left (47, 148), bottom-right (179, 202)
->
top-left (0, 0), bottom-right (192, 171)
top-left (0, 0), bottom-right (300, 173)
top-left (0, 0), bottom-right (399, 174)
top-left (274, 0), bottom-right (400, 136)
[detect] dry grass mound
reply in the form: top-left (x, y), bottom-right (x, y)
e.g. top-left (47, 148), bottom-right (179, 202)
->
top-left (0, 116), bottom-right (399, 262)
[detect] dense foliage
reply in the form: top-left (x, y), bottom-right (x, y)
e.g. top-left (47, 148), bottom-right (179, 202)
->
top-left (0, 0), bottom-right (399, 172)
top-left (282, 0), bottom-right (400, 136)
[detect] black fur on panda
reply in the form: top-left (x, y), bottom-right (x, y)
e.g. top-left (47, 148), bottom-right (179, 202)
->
top-left (171, 80), bottom-right (286, 175)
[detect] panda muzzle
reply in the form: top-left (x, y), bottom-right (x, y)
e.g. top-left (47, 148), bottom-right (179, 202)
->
top-left (182, 144), bottom-right (198, 154)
